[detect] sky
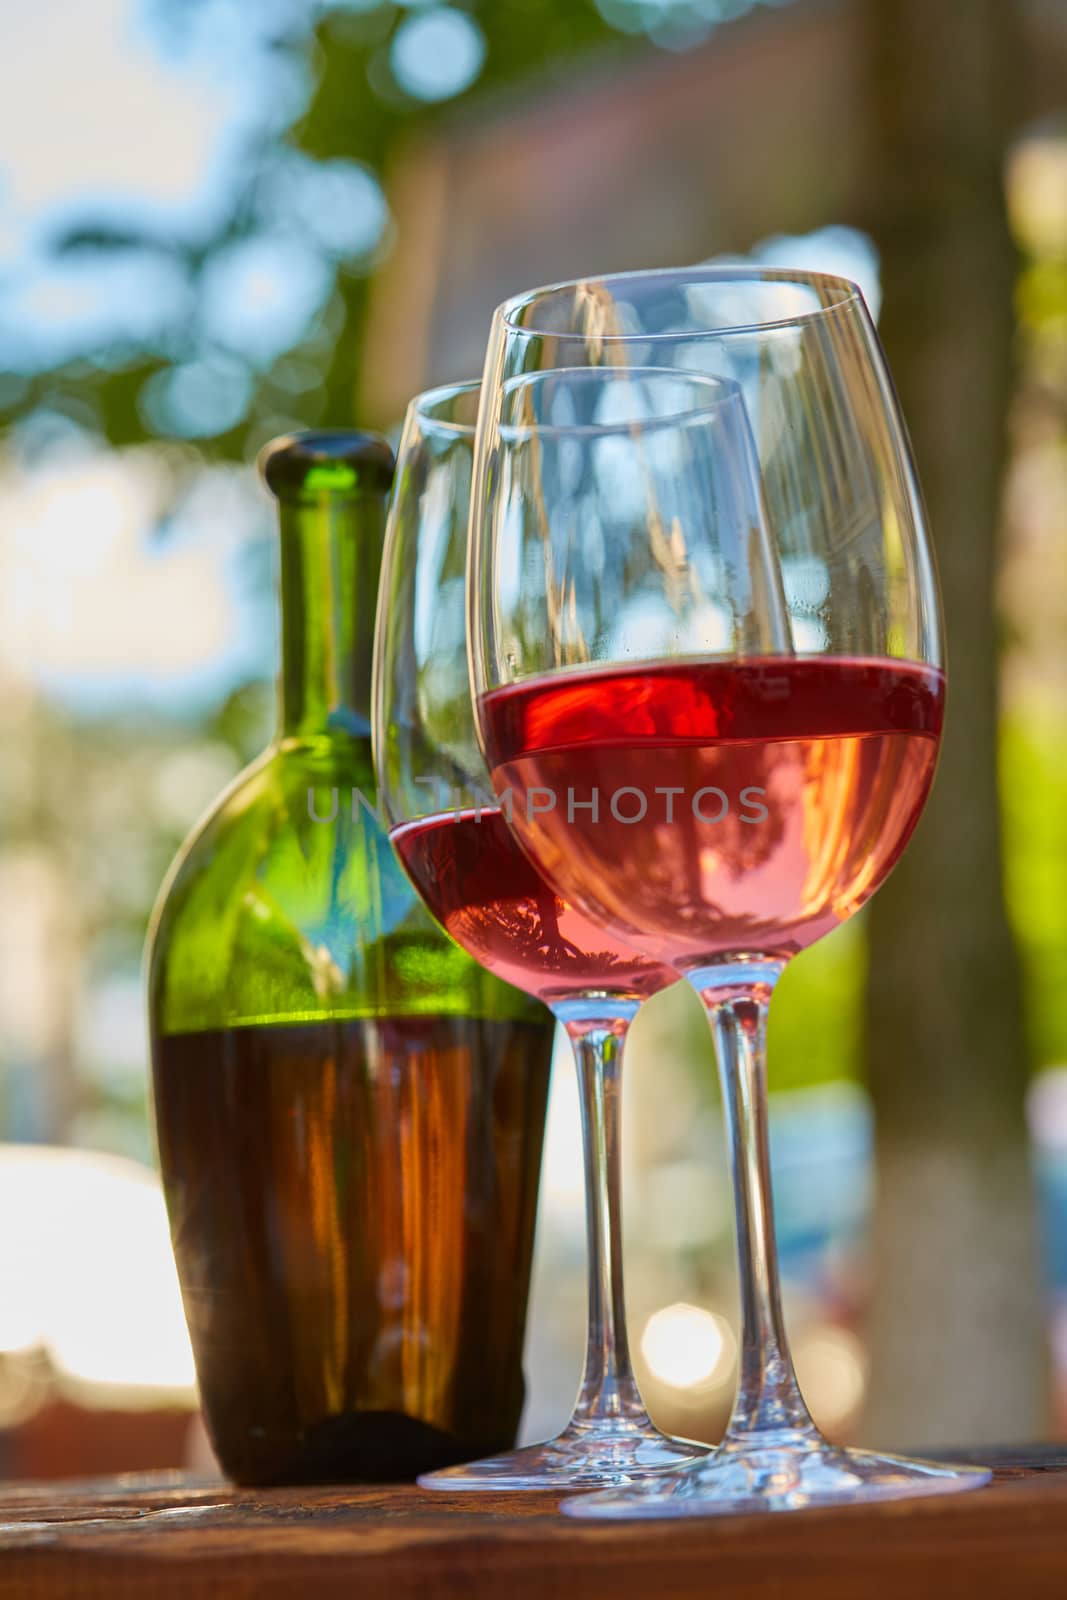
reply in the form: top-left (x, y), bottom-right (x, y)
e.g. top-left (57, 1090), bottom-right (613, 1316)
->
top-left (0, 1), bottom-right (315, 713)
top-left (0, 0), bottom-right (244, 250)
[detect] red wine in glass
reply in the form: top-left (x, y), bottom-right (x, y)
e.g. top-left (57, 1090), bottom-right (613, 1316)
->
top-left (391, 808), bottom-right (669, 1004)
top-left (480, 655), bottom-right (945, 969)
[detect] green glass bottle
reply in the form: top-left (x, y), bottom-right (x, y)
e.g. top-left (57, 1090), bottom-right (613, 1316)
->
top-left (147, 432), bottom-right (554, 1486)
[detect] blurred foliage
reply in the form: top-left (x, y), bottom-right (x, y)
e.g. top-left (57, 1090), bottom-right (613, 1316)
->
top-left (0, 0), bottom-right (634, 461)
top-left (1003, 127), bottom-right (1067, 1078)
top-left (771, 922), bottom-right (865, 1092)
top-left (1002, 713), bottom-right (1067, 1069)
top-left (0, 1), bottom-right (794, 453)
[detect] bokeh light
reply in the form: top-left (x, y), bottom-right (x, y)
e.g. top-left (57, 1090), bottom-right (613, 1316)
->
top-left (141, 357), bottom-right (254, 438)
top-left (0, 1147), bottom-right (196, 1395)
top-left (199, 235), bottom-right (336, 365)
top-left (641, 1303), bottom-right (735, 1391)
top-left (794, 1326), bottom-right (867, 1435)
top-left (390, 9), bottom-right (487, 102)
top-left (269, 156), bottom-right (391, 261)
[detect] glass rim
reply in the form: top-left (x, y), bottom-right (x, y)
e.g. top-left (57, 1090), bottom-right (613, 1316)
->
top-left (497, 265), bottom-right (865, 341)
top-left (408, 368), bottom-right (741, 441)
top-left (409, 379), bottom-right (481, 436)
top-left (498, 367), bottom-right (741, 440)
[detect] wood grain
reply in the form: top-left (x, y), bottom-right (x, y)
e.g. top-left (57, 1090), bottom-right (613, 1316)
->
top-left (1, 1453), bottom-right (1066, 1599)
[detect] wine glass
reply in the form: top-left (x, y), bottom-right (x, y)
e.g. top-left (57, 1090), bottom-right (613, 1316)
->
top-left (468, 267), bottom-right (992, 1517)
top-left (371, 379), bottom-right (708, 1489)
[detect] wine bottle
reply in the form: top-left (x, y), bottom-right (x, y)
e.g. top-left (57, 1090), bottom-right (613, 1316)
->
top-left (146, 432), bottom-right (554, 1486)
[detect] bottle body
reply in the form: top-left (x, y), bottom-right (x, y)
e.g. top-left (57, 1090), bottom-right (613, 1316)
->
top-left (146, 438), bottom-right (553, 1484)
top-left (152, 1010), bottom-right (548, 1483)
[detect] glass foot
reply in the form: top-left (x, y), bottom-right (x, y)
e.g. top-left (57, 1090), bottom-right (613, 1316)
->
top-left (417, 1419), bottom-right (708, 1491)
top-left (560, 1428), bottom-right (992, 1518)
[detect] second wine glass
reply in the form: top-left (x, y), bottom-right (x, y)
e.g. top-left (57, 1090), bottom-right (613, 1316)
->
top-left (372, 380), bottom-right (708, 1489)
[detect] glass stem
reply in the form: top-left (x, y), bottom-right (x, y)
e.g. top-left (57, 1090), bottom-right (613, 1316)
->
top-left (553, 1000), bottom-right (647, 1429)
top-left (691, 959), bottom-right (816, 1442)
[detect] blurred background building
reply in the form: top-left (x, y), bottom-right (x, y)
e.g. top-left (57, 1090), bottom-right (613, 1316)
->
top-left (2, 0), bottom-right (1067, 1474)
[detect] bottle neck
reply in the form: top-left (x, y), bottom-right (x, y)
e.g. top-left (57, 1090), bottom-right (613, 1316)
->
top-left (276, 491), bottom-right (384, 742)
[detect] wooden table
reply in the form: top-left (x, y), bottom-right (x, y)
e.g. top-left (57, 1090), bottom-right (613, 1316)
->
top-left (1, 1449), bottom-right (1066, 1598)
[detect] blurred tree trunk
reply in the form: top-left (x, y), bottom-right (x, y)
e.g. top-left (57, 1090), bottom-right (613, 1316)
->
top-left (858, 0), bottom-right (1047, 1446)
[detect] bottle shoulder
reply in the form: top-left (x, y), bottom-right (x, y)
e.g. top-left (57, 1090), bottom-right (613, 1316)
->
top-left (147, 740), bottom-right (543, 1035)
